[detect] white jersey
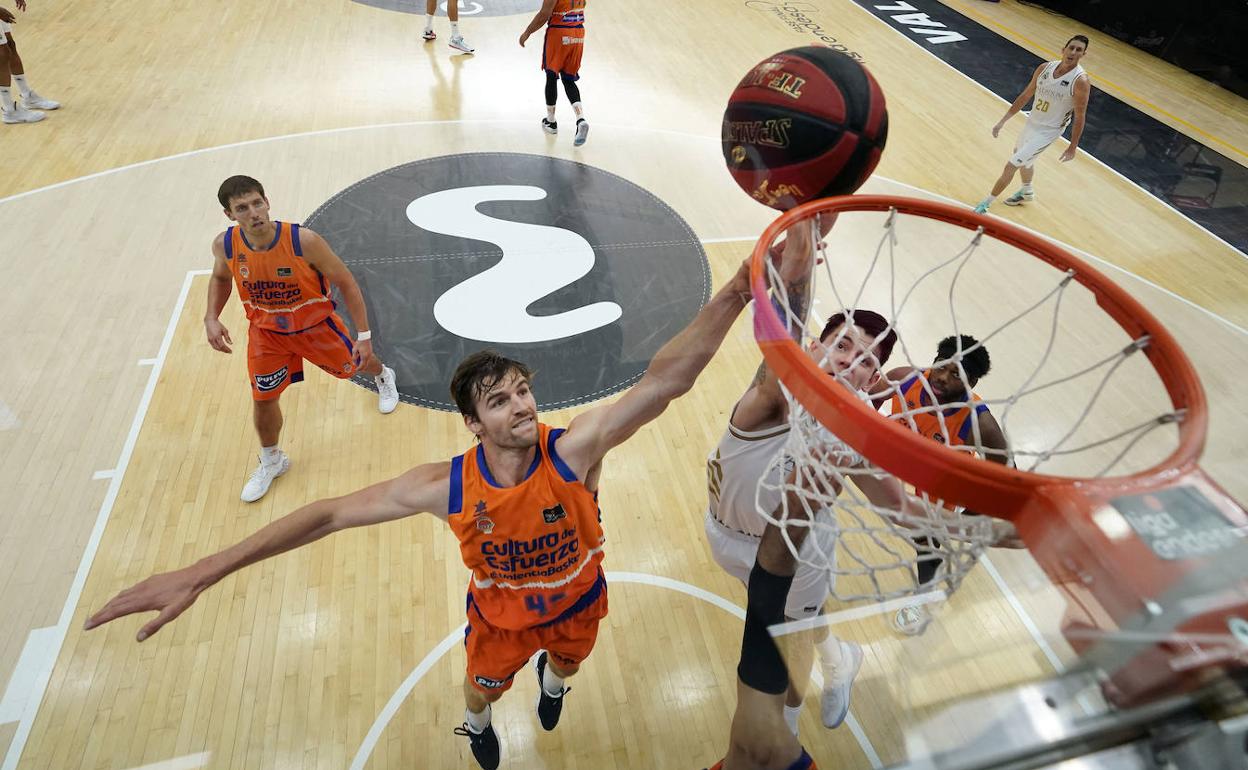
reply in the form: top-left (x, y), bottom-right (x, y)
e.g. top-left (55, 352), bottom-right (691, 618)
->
top-left (1028, 60), bottom-right (1086, 129)
top-left (706, 419), bottom-right (790, 538)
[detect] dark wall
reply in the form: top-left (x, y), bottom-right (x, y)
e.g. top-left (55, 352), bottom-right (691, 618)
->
top-left (1019, 0), bottom-right (1248, 98)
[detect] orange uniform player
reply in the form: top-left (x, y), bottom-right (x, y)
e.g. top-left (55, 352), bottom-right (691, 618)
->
top-left (86, 261), bottom-right (758, 770)
top-left (450, 423), bottom-right (608, 694)
top-left (520, 0), bottom-right (589, 146)
top-left (207, 175), bottom-right (400, 503)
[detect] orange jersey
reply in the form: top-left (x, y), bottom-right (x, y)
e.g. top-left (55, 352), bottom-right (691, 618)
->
top-left (449, 424), bottom-right (606, 631)
top-left (889, 370), bottom-right (989, 447)
top-left (549, 0), bottom-right (585, 27)
top-left (225, 221), bottom-right (336, 333)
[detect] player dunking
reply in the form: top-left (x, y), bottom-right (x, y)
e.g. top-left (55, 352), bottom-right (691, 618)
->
top-left (705, 226), bottom-right (896, 736)
top-left (874, 335), bottom-right (1018, 635)
top-left (207, 176), bottom-right (400, 502)
top-left (85, 261), bottom-right (758, 770)
top-left (707, 309), bottom-right (908, 770)
top-left (519, 0), bottom-right (589, 146)
top-left (973, 36), bottom-right (1090, 214)
top-left (1, 0), bottom-right (59, 125)
top-left (422, 0), bottom-right (474, 54)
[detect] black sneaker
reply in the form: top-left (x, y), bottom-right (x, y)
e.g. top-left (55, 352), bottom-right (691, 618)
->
top-left (453, 721), bottom-right (500, 770)
top-left (534, 652), bottom-right (570, 731)
top-left (542, 117), bottom-right (558, 135)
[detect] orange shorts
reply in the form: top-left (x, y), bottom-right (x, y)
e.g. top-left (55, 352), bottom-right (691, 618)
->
top-left (542, 26), bottom-right (584, 78)
top-left (246, 313), bottom-right (357, 401)
top-left (464, 572), bottom-right (607, 694)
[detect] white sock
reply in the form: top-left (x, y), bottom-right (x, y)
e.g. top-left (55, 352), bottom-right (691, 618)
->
top-left (465, 704), bottom-right (491, 733)
top-left (450, 21), bottom-right (460, 37)
top-left (260, 445), bottom-right (282, 464)
top-left (541, 658), bottom-right (565, 696)
top-left (1021, 183), bottom-right (1034, 193)
top-left (984, 194), bottom-right (997, 205)
top-left (816, 635), bottom-right (843, 676)
top-left (0, 87), bottom-right (14, 112)
top-left (783, 703), bottom-right (803, 736)
top-left (424, 13), bottom-right (434, 31)
top-left (546, 105), bottom-right (556, 121)
top-left (12, 74), bottom-right (32, 99)
top-left (572, 101), bottom-right (584, 120)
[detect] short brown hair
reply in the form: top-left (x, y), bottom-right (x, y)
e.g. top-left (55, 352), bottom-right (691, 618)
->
top-left (450, 351), bottom-right (534, 418)
top-left (217, 175), bottom-right (266, 210)
top-left (1066, 35), bottom-right (1089, 50)
top-left (820, 309), bottom-right (898, 366)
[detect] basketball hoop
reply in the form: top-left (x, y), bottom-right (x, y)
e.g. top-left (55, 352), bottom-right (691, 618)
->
top-left (749, 194), bottom-right (1248, 707)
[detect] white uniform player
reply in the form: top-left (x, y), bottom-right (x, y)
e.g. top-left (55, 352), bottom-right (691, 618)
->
top-left (973, 35), bottom-right (1091, 214)
top-left (1, 2), bottom-right (60, 126)
top-left (704, 420), bottom-right (840, 622)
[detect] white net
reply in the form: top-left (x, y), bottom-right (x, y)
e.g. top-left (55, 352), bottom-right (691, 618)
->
top-left (752, 201), bottom-right (1187, 605)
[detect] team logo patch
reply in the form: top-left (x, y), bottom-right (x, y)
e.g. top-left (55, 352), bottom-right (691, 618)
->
top-left (239, 266), bottom-right (249, 278)
top-left (473, 675), bottom-right (506, 690)
top-left (542, 504), bottom-right (567, 524)
top-left (276, 315), bottom-right (291, 330)
top-left (254, 367), bottom-right (290, 392)
top-left (474, 499), bottom-right (495, 533)
top-left (277, 267), bottom-right (293, 277)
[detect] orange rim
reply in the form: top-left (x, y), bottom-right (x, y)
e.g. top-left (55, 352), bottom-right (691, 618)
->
top-left (749, 194), bottom-right (1208, 518)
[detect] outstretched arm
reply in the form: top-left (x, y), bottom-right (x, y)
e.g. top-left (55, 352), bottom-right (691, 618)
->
top-left (555, 260), bottom-right (753, 479)
top-left (84, 462), bottom-right (451, 641)
top-left (993, 63), bottom-right (1045, 137)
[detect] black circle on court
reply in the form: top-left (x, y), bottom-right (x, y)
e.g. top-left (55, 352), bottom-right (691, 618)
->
top-left (350, 0), bottom-right (541, 18)
top-left (304, 153), bottom-right (710, 412)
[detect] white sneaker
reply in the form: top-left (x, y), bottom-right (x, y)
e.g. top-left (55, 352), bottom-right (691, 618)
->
top-left (892, 603), bottom-right (931, 636)
top-left (449, 35), bottom-right (474, 53)
top-left (573, 119), bottom-right (589, 146)
top-left (820, 641), bottom-right (864, 728)
top-left (241, 452), bottom-right (290, 503)
top-left (22, 91), bottom-right (60, 110)
top-left (375, 365), bottom-right (399, 414)
top-left (2, 106), bottom-right (45, 124)
top-left (422, 28), bottom-right (436, 41)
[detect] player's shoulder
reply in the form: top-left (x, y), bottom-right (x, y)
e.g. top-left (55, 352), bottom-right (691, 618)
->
top-left (211, 229), bottom-right (229, 254)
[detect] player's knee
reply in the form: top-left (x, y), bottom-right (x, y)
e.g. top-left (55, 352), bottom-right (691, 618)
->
top-left (548, 656), bottom-right (579, 678)
top-left (559, 72), bottom-right (576, 86)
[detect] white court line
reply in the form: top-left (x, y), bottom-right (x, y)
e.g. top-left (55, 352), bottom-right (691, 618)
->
top-left (348, 571), bottom-right (883, 770)
top-left (0, 628), bottom-right (57, 725)
top-left (0, 398), bottom-right (16, 431)
top-left (841, 0), bottom-right (1247, 264)
top-left (121, 752), bottom-right (211, 770)
top-left (1, 270), bottom-right (201, 770)
top-left (767, 590), bottom-right (947, 637)
top-left (91, 470), bottom-right (115, 481)
top-left (137, 358), bottom-right (158, 367)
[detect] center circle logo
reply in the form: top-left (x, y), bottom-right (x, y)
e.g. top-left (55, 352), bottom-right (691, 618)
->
top-left (305, 152), bottom-right (710, 411)
top-left (349, 0), bottom-right (543, 18)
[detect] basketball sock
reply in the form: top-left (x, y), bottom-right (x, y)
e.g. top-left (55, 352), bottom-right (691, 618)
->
top-left (546, 105), bottom-right (556, 121)
top-left (571, 101), bottom-right (584, 120)
top-left (1021, 183), bottom-right (1034, 193)
top-left (783, 703), bottom-right (803, 735)
top-left (450, 22), bottom-right (460, 37)
top-left (465, 703), bottom-right (492, 733)
top-left (985, 195), bottom-right (997, 205)
top-left (12, 74), bottom-right (32, 99)
top-left (0, 87), bottom-right (14, 112)
top-left (541, 659), bottom-right (565, 696)
top-left (815, 634), bottom-right (843, 675)
top-left (260, 445), bottom-right (282, 465)
top-left (424, 13), bottom-right (434, 31)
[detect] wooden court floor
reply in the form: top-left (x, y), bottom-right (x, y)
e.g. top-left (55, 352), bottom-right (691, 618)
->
top-left (1, 0), bottom-right (1245, 767)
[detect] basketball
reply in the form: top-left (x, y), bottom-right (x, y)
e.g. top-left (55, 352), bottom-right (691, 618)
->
top-left (722, 47), bottom-right (889, 210)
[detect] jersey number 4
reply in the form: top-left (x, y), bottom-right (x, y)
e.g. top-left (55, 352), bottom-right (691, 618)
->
top-left (526, 593), bottom-right (566, 617)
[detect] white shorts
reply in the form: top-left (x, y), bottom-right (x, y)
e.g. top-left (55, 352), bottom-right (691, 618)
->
top-left (0, 22), bottom-right (11, 45)
top-left (1010, 120), bottom-right (1065, 168)
top-left (704, 511), bottom-right (838, 620)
